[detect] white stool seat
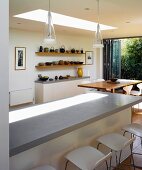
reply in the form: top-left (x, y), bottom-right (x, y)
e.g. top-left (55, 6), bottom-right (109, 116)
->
top-left (31, 165), bottom-right (56, 170)
top-left (122, 123), bottom-right (142, 137)
top-left (97, 133), bottom-right (135, 151)
top-left (65, 146), bottom-right (112, 170)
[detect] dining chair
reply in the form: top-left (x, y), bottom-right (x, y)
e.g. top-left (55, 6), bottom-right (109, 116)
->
top-left (123, 85), bottom-right (133, 95)
top-left (130, 83), bottom-right (142, 111)
top-left (130, 83), bottom-right (142, 96)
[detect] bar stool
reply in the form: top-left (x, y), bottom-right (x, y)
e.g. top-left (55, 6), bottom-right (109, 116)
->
top-left (97, 133), bottom-right (136, 170)
top-left (122, 123), bottom-right (142, 151)
top-left (65, 146), bottom-right (112, 170)
top-left (31, 165), bottom-right (56, 170)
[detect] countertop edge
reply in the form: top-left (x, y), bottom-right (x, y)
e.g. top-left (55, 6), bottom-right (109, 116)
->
top-left (35, 76), bottom-right (90, 84)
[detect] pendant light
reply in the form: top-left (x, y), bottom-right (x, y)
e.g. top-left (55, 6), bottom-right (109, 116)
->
top-left (93, 0), bottom-right (104, 48)
top-left (44, 0), bottom-right (56, 44)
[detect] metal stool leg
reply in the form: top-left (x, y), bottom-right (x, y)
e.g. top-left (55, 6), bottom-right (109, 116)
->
top-left (105, 160), bottom-right (109, 170)
top-left (123, 130), bottom-right (127, 136)
top-left (97, 143), bottom-right (112, 170)
top-left (115, 152), bottom-right (118, 167)
top-left (97, 142), bottom-right (101, 149)
top-left (65, 160), bottom-right (69, 170)
top-left (118, 150), bottom-right (122, 170)
top-left (141, 137), bottom-right (142, 148)
top-left (130, 143), bottom-right (136, 170)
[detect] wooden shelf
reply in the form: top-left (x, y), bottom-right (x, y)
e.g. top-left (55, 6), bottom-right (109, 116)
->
top-left (35, 52), bottom-right (85, 56)
top-left (35, 64), bottom-right (85, 69)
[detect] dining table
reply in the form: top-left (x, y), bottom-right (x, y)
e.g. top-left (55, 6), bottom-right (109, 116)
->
top-left (78, 79), bottom-right (142, 93)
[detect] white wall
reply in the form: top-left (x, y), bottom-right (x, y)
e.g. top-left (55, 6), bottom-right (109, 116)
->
top-left (0, 0), bottom-right (9, 169)
top-left (9, 29), bottom-right (99, 102)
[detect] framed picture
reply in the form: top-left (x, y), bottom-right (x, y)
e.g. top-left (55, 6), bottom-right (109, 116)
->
top-left (15, 47), bottom-right (26, 70)
top-left (85, 51), bottom-right (93, 65)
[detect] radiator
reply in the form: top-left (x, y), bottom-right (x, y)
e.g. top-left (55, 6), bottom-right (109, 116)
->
top-left (9, 88), bottom-right (33, 106)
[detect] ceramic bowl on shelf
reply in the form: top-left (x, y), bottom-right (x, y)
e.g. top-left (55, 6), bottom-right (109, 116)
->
top-left (78, 62), bottom-right (84, 64)
top-left (45, 62), bottom-right (52, 66)
top-left (38, 62), bottom-right (45, 66)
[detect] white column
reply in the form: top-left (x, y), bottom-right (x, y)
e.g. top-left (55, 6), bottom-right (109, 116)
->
top-left (0, 0), bottom-right (9, 169)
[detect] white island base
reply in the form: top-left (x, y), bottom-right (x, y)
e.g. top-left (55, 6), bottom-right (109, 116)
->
top-left (10, 107), bottom-right (132, 170)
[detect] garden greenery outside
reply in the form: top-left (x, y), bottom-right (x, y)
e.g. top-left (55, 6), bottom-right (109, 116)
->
top-left (121, 38), bottom-right (142, 80)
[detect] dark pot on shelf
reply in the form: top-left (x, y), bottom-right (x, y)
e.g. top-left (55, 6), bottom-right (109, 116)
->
top-left (45, 62), bottom-right (52, 66)
top-left (50, 47), bottom-right (54, 52)
top-left (55, 49), bottom-right (59, 53)
top-left (59, 60), bottom-right (64, 65)
top-left (81, 48), bottom-right (83, 53)
top-left (59, 76), bottom-right (63, 80)
top-left (60, 45), bottom-right (65, 53)
top-left (44, 47), bottom-right (49, 52)
top-left (39, 46), bottom-right (43, 52)
top-left (71, 48), bottom-right (75, 53)
top-left (55, 76), bottom-right (58, 80)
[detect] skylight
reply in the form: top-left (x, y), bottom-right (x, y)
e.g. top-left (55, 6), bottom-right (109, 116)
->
top-left (14, 9), bottom-right (116, 31)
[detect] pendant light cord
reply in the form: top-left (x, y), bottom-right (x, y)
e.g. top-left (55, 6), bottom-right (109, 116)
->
top-left (93, 0), bottom-right (104, 48)
top-left (49, 0), bottom-right (50, 12)
top-left (97, 0), bottom-right (100, 25)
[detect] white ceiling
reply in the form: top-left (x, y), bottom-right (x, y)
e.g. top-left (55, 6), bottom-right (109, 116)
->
top-left (10, 0), bottom-right (142, 38)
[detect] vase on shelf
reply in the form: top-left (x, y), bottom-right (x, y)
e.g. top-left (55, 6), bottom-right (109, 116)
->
top-left (39, 46), bottom-right (43, 52)
top-left (77, 67), bottom-right (83, 77)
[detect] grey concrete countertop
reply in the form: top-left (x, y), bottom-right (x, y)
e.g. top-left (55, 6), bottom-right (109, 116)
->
top-left (35, 76), bottom-right (90, 84)
top-left (9, 92), bottom-right (142, 156)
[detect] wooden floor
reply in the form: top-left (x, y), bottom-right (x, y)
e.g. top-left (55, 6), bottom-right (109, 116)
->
top-left (115, 107), bottom-right (142, 170)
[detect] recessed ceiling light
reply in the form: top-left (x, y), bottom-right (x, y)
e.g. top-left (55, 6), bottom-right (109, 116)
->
top-left (84, 8), bottom-right (90, 10)
top-left (14, 9), bottom-right (116, 32)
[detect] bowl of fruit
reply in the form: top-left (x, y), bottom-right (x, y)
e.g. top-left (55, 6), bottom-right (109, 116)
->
top-left (38, 75), bottom-right (49, 81)
top-left (110, 78), bottom-right (118, 82)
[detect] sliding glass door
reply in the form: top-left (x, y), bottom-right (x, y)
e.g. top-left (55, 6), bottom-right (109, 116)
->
top-left (103, 39), bottom-right (121, 80)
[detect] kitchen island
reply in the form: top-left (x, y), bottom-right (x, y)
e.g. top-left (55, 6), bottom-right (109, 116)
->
top-left (9, 92), bottom-right (142, 170)
top-left (35, 76), bottom-right (90, 103)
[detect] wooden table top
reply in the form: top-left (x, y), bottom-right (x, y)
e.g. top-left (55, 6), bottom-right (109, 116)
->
top-left (78, 79), bottom-right (142, 93)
